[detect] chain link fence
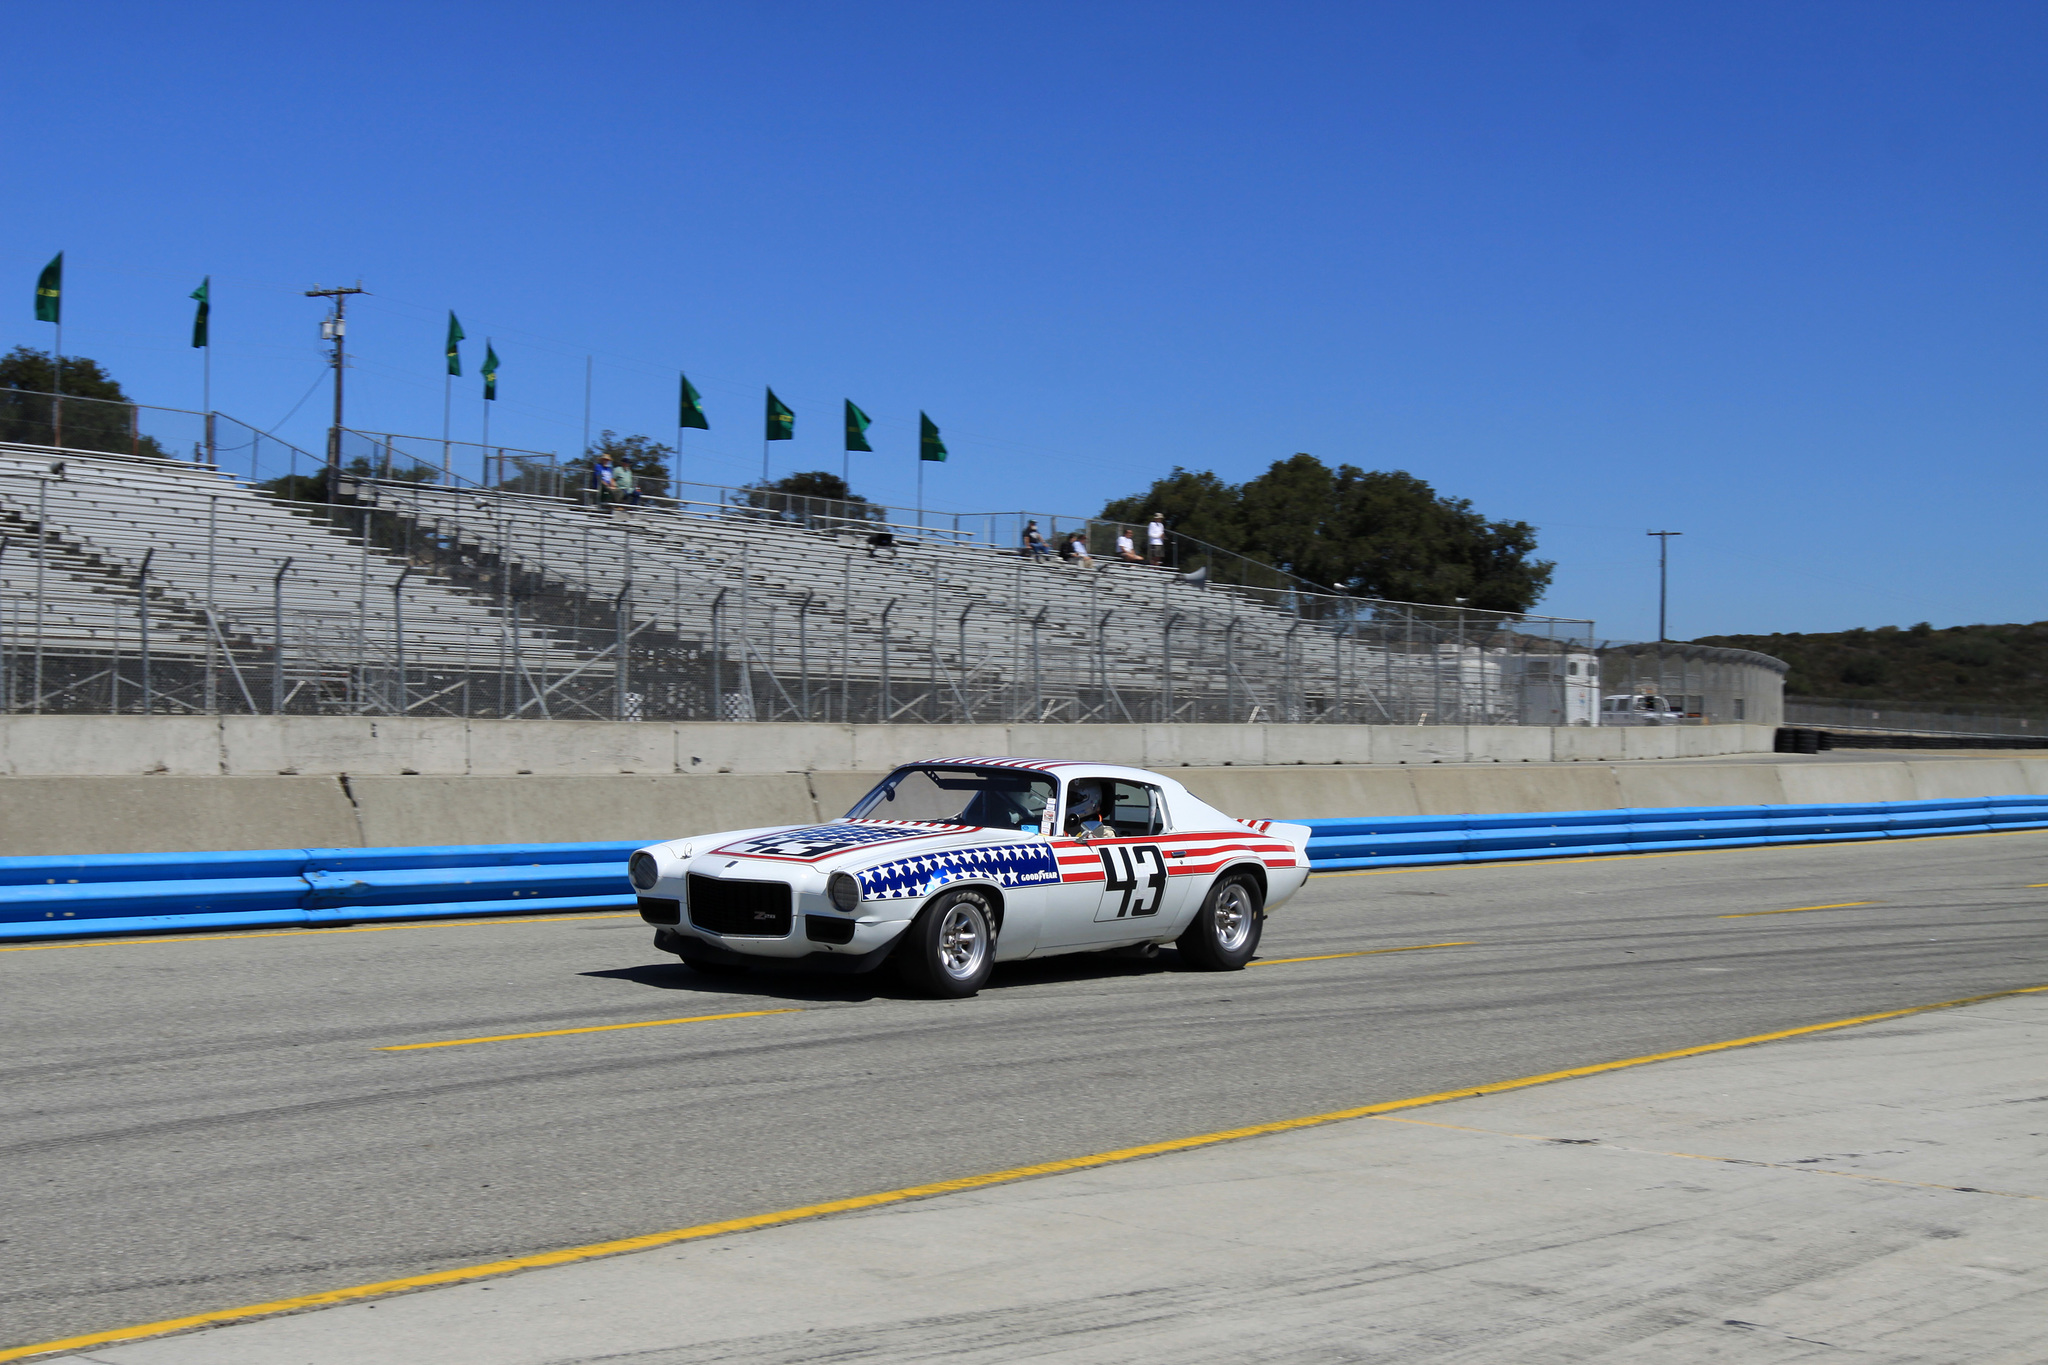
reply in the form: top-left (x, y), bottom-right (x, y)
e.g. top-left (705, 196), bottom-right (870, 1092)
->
top-left (1785, 697), bottom-right (2048, 740)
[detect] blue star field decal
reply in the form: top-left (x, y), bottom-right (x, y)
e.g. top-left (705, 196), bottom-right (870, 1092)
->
top-left (856, 842), bottom-right (1063, 900)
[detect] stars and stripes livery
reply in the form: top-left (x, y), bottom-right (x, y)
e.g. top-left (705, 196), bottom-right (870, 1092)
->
top-left (632, 759), bottom-right (1313, 975)
top-left (856, 842), bottom-right (1064, 901)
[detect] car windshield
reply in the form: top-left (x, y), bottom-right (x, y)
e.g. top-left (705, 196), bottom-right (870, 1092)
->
top-left (845, 766), bottom-right (1056, 832)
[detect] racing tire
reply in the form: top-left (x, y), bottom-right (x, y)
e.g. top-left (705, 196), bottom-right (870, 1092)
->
top-left (1177, 871), bottom-right (1263, 971)
top-left (895, 889), bottom-right (996, 998)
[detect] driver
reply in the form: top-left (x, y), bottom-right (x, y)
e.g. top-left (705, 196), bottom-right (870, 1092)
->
top-left (1065, 780), bottom-right (1111, 837)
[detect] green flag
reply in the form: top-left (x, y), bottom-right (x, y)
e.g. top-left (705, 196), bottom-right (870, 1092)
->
top-left (765, 387), bottom-right (794, 441)
top-left (189, 277), bottom-right (210, 349)
top-left (482, 342), bottom-right (499, 400)
top-left (844, 400), bottom-right (872, 452)
top-left (446, 312), bottom-right (465, 376)
top-left (679, 372), bottom-right (709, 430)
top-left (919, 411), bottom-right (948, 462)
top-left (34, 252), bottom-right (61, 323)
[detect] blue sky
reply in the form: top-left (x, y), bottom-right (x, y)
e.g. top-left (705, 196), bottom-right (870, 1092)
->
top-left (4, 1), bottom-right (2043, 640)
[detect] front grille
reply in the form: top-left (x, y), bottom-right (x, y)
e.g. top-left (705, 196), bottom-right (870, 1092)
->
top-left (637, 897), bottom-right (681, 925)
top-left (804, 914), bottom-right (856, 945)
top-left (687, 874), bottom-right (793, 937)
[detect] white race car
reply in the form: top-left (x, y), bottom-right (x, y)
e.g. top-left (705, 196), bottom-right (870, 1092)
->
top-left (628, 758), bottom-right (1313, 997)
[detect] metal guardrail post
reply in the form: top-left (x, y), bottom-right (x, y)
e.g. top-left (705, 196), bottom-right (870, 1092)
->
top-left (271, 557), bottom-right (292, 714)
top-left (137, 548), bottom-right (154, 716)
top-left (204, 495), bottom-right (219, 714)
top-left (614, 577), bottom-right (631, 722)
top-left (1224, 616), bottom-right (1240, 722)
top-left (392, 564), bottom-right (413, 716)
top-left (33, 477), bottom-right (47, 714)
top-left (798, 589), bottom-right (813, 722)
top-left (709, 587), bottom-right (726, 720)
top-left (1162, 611), bottom-right (1183, 722)
top-left (956, 600), bottom-right (974, 724)
top-left (879, 598), bottom-right (897, 723)
top-left (1030, 606), bottom-right (1047, 722)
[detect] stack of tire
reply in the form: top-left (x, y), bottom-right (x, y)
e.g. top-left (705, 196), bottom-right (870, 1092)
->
top-left (1774, 727), bottom-right (1830, 754)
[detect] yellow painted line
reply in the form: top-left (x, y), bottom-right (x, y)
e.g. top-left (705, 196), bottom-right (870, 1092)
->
top-left (0, 912), bottom-right (635, 953)
top-left (1717, 901), bottom-right (1876, 919)
top-left (1252, 941), bottom-right (1473, 966)
top-left (378, 1009), bottom-right (801, 1051)
top-left (1371, 1116), bottom-right (2047, 1201)
top-left (1316, 825), bottom-right (2048, 878)
top-left (9, 980), bottom-right (2046, 1363)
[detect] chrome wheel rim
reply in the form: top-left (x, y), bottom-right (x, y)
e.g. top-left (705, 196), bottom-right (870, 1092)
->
top-left (1213, 883), bottom-right (1255, 952)
top-left (937, 903), bottom-right (988, 979)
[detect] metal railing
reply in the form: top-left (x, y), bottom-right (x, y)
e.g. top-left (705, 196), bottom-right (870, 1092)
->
top-left (0, 446), bottom-right (1599, 724)
top-left (1785, 697), bottom-right (2048, 740)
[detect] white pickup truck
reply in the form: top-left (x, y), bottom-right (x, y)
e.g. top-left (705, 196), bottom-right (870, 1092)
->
top-left (1600, 692), bottom-right (1687, 726)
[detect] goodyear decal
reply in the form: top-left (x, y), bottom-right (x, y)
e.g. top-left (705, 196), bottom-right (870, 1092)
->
top-left (856, 843), bottom-right (1062, 901)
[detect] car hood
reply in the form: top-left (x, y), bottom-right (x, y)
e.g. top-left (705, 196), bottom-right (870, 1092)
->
top-left (676, 820), bottom-right (1063, 903)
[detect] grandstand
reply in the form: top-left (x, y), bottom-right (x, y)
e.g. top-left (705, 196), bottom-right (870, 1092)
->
top-left (0, 420), bottom-right (1601, 724)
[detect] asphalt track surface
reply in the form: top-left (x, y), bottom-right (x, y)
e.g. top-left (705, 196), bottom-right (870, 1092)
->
top-left (6, 830), bottom-right (2048, 1354)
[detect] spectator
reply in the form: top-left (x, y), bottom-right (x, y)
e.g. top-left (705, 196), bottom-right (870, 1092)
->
top-left (1115, 526), bottom-right (1142, 563)
top-left (1022, 519), bottom-right (1052, 559)
top-left (1066, 530), bottom-right (1093, 566)
top-left (589, 451), bottom-right (617, 509)
top-left (1146, 512), bottom-right (1166, 565)
top-left (614, 460), bottom-right (641, 507)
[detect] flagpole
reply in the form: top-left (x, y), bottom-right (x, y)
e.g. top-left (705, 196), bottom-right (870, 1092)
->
top-left (202, 342), bottom-right (211, 465)
top-left (582, 356), bottom-right (592, 460)
top-left (52, 320), bottom-right (62, 451)
top-left (917, 452), bottom-right (924, 531)
top-left (481, 338), bottom-right (492, 487)
top-left (442, 375), bottom-right (452, 483)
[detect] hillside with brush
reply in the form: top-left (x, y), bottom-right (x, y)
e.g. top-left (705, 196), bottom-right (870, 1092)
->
top-left (1690, 622), bottom-right (2048, 712)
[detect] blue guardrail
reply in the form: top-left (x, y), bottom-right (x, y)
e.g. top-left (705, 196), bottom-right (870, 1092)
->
top-left (4, 795), bottom-right (2047, 941)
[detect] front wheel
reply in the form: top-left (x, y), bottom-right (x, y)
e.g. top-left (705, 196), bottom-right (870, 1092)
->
top-left (1177, 872), bottom-right (1263, 970)
top-left (896, 889), bottom-right (996, 998)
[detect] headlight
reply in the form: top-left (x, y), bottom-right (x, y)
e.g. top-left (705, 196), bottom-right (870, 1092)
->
top-left (629, 851), bottom-right (661, 892)
top-left (828, 872), bottom-right (860, 912)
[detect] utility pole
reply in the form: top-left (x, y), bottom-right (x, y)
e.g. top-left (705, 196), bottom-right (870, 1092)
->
top-left (1646, 530), bottom-right (1683, 642)
top-left (305, 283), bottom-right (367, 500)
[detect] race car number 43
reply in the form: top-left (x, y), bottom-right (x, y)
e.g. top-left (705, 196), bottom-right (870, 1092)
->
top-left (1097, 844), bottom-right (1168, 920)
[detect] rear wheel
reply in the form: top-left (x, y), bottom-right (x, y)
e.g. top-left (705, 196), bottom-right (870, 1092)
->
top-left (896, 889), bottom-right (996, 998)
top-left (1177, 872), bottom-right (1262, 970)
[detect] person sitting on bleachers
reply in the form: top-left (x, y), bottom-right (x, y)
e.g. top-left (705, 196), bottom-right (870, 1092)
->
top-left (1065, 531), bottom-right (1093, 566)
top-left (1116, 527), bottom-right (1143, 562)
top-left (1021, 520), bottom-right (1052, 559)
top-left (588, 452), bottom-right (617, 509)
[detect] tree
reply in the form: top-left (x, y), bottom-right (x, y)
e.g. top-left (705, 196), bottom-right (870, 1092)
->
top-left (256, 456), bottom-right (433, 506)
top-left (739, 470), bottom-right (881, 523)
top-left (1101, 455), bottom-right (1555, 611)
top-left (0, 346), bottom-right (170, 458)
top-left (561, 430), bottom-right (673, 499)
top-left (1100, 468), bottom-right (1246, 552)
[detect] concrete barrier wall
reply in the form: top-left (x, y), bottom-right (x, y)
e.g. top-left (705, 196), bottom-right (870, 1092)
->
top-left (0, 716), bottom-right (1776, 778)
top-left (13, 756), bottom-right (2048, 856)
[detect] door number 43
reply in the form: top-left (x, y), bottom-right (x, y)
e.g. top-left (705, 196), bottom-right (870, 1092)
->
top-left (1097, 844), bottom-right (1168, 919)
